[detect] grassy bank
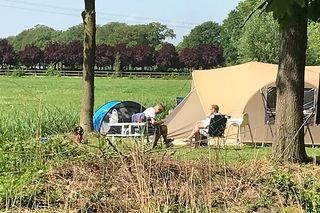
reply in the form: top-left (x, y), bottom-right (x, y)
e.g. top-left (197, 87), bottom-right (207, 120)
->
top-left (2, 139), bottom-right (320, 212)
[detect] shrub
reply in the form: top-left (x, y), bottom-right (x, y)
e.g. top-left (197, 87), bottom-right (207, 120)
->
top-left (11, 68), bottom-right (25, 77)
top-left (46, 64), bottom-right (61, 76)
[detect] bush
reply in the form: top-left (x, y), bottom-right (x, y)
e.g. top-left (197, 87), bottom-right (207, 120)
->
top-left (11, 68), bottom-right (25, 77)
top-left (46, 64), bottom-right (61, 77)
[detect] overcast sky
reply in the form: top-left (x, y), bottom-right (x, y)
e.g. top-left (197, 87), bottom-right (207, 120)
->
top-left (0, 0), bottom-right (241, 44)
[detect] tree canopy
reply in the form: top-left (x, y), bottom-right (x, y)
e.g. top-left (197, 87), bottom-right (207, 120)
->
top-left (237, 12), bottom-right (280, 63)
top-left (307, 22), bottom-right (320, 64)
top-left (2, 0), bottom-right (320, 72)
top-left (156, 43), bottom-right (179, 69)
top-left (177, 21), bottom-right (221, 51)
top-left (5, 22), bottom-right (175, 52)
top-left (220, 0), bottom-right (261, 65)
top-left (9, 25), bottom-right (59, 51)
top-left (96, 22), bottom-right (175, 48)
top-left (220, 0), bottom-right (320, 65)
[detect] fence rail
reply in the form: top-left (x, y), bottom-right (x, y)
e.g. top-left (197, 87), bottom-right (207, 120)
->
top-left (0, 69), bottom-right (191, 78)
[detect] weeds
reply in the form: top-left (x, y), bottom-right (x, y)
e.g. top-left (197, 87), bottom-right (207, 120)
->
top-left (10, 68), bottom-right (25, 77)
top-left (1, 137), bottom-right (320, 212)
top-left (0, 136), bottom-right (84, 208)
top-left (46, 64), bottom-right (61, 77)
top-left (0, 107), bottom-right (78, 142)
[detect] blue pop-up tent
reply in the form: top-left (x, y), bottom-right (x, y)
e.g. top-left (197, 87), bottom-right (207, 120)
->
top-left (93, 101), bottom-right (145, 133)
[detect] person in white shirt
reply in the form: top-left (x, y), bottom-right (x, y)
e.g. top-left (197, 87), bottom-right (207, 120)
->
top-left (184, 104), bottom-right (221, 143)
top-left (143, 103), bottom-right (174, 148)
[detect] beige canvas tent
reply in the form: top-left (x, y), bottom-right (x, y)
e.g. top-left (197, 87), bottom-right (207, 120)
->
top-left (165, 61), bottom-right (320, 145)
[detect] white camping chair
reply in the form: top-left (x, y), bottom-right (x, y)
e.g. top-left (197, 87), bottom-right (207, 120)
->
top-left (226, 112), bottom-right (254, 146)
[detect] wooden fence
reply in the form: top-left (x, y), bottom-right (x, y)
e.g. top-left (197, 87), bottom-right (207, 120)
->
top-left (0, 69), bottom-right (191, 78)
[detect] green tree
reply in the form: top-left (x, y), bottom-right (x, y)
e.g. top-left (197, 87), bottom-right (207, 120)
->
top-left (96, 22), bottom-right (175, 48)
top-left (80, 0), bottom-right (96, 134)
top-left (307, 22), bottom-right (320, 65)
top-left (237, 12), bottom-right (280, 63)
top-left (9, 25), bottom-right (59, 51)
top-left (144, 22), bottom-right (175, 48)
top-left (96, 22), bottom-right (127, 45)
top-left (256, 0), bottom-right (320, 163)
top-left (57, 24), bottom-right (83, 44)
top-left (220, 0), bottom-right (262, 65)
top-left (177, 21), bottom-right (221, 51)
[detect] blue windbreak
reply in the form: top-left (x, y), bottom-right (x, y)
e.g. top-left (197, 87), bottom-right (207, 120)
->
top-left (93, 101), bottom-right (120, 132)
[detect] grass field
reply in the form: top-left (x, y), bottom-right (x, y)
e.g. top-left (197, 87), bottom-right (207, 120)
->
top-left (0, 76), bottom-right (191, 141)
top-left (0, 76), bottom-right (191, 113)
top-left (1, 76), bottom-right (320, 212)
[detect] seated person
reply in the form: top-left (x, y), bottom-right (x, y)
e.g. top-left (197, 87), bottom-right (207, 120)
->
top-left (183, 104), bottom-right (221, 143)
top-left (133, 103), bottom-right (174, 148)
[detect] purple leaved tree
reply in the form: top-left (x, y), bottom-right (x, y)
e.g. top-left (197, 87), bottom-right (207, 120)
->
top-left (44, 42), bottom-right (65, 69)
top-left (62, 41), bottom-right (83, 69)
top-left (156, 42), bottom-right (179, 70)
top-left (0, 39), bottom-right (17, 68)
top-left (95, 44), bottom-right (115, 70)
top-left (18, 44), bottom-right (44, 69)
top-left (179, 47), bottom-right (201, 70)
top-left (196, 44), bottom-right (224, 69)
top-left (131, 44), bottom-right (155, 69)
top-left (114, 43), bottom-right (133, 72)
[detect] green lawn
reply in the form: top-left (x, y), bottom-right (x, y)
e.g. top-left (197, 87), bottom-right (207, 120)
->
top-left (0, 76), bottom-right (191, 142)
top-left (0, 76), bottom-right (191, 113)
top-left (135, 143), bottom-right (320, 164)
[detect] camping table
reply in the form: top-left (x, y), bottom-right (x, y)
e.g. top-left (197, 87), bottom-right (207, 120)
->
top-left (106, 122), bottom-right (149, 141)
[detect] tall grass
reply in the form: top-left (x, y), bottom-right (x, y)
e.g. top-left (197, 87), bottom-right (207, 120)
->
top-left (4, 142), bottom-right (318, 212)
top-left (0, 107), bottom-right (78, 142)
top-left (0, 136), bottom-right (84, 209)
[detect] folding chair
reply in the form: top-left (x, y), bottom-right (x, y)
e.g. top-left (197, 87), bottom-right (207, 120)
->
top-left (199, 114), bottom-right (228, 147)
top-left (131, 113), bottom-right (158, 146)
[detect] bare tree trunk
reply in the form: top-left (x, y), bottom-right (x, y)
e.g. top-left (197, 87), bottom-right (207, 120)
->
top-left (80, 0), bottom-right (96, 134)
top-left (273, 10), bottom-right (308, 163)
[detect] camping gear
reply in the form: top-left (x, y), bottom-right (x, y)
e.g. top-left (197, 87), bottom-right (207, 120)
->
top-left (93, 101), bottom-right (145, 134)
top-left (165, 61), bottom-right (320, 145)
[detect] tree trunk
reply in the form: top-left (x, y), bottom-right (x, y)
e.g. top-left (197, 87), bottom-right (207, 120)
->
top-left (273, 11), bottom-right (308, 163)
top-left (80, 0), bottom-right (96, 134)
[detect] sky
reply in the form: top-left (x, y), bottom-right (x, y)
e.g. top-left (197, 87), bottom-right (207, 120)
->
top-left (0, 0), bottom-right (241, 45)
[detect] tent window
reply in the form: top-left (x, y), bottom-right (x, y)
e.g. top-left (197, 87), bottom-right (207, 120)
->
top-left (264, 87), bottom-right (316, 124)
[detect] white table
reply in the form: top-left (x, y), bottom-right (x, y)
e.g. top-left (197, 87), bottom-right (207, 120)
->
top-left (106, 122), bottom-right (148, 137)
